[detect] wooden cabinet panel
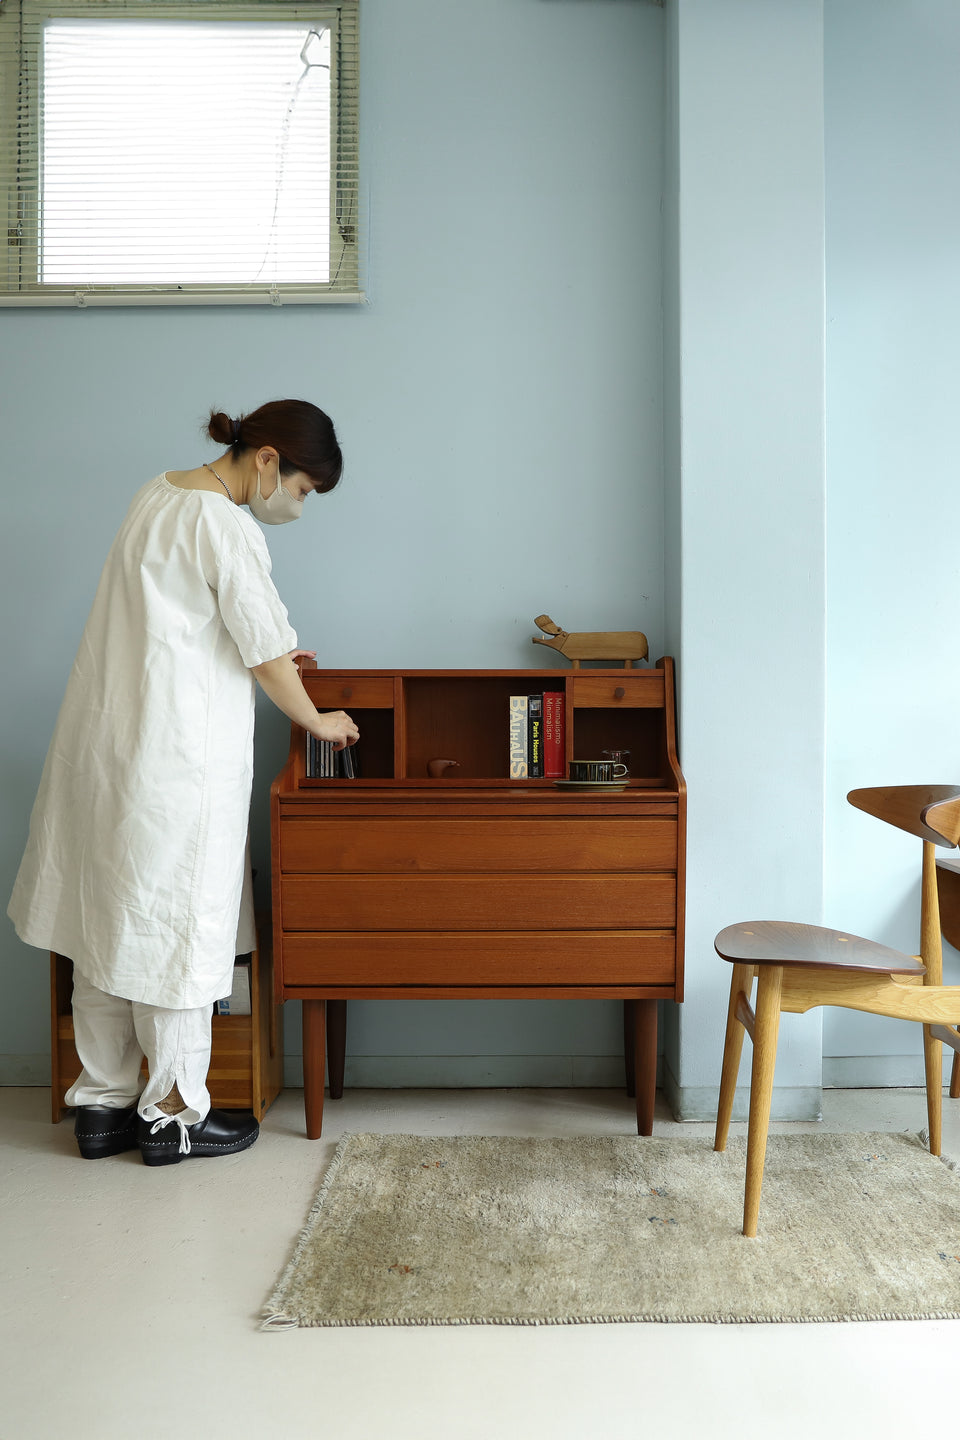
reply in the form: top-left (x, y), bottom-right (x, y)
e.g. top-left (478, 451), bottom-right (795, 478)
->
top-left (281, 817), bottom-right (678, 874)
top-left (281, 874), bottom-right (676, 931)
top-left (208, 1016), bottom-right (256, 1106)
top-left (572, 675), bottom-right (665, 708)
top-left (282, 931), bottom-right (677, 986)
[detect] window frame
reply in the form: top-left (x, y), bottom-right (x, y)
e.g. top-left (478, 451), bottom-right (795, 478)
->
top-left (0, 0), bottom-right (361, 306)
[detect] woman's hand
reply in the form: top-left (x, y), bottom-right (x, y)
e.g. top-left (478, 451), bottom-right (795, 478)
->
top-left (251, 653), bottom-right (358, 745)
top-left (314, 709), bottom-right (359, 751)
top-left (289, 648), bottom-right (317, 666)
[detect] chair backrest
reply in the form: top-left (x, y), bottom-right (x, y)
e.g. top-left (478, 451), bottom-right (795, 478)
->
top-left (847, 786), bottom-right (960, 847)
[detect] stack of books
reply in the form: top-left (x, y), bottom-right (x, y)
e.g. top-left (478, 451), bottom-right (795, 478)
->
top-left (508, 692), bottom-right (564, 778)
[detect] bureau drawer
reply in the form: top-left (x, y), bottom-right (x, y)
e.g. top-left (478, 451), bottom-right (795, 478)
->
top-left (308, 677), bottom-right (395, 708)
top-left (280, 874), bottom-right (676, 931)
top-left (572, 676), bottom-right (665, 708)
top-left (281, 931), bottom-right (676, 986)
top-left (281, 818), bottom-right (677, 874)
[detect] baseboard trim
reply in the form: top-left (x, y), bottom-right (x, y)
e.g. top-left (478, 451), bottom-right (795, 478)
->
top-left (823, 1054), bottom-right (955, 1088)
top-left (282, 1055), bottom-right (643, 1089)
top-left (6, 1050), bottom-right (950, 1096)
top-left (2, 1053), bottom-right (638, 1090)
top-left (0, 1055), bottom-right (49, 1086)
top-left (660, 1058), bottom-right (823, 1123)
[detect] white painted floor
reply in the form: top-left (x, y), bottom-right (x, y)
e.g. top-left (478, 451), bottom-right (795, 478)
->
top-left (2, 1084), bottom-right (959, 1440)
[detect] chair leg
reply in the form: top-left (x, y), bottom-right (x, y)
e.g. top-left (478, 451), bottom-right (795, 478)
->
top-left (923, 1024), bottom-right (943, 1156)
top-left (743, 965), bottom-right (783, 1238)
top-left (950, 1042), bottom-right (960, 1101)
top-left (715, 963), bottom-right (755, 1153)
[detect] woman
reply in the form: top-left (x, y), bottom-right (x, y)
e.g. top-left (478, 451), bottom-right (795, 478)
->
top-left (8, 400), bottom-right (358, 1165)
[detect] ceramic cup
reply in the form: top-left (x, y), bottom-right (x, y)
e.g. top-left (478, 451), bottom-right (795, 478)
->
top-left (568, 759), bottom-right (629, 782)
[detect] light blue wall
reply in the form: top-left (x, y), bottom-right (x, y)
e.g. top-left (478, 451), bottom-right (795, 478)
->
top-left (0, 0), bottom-right (665, 1085)
top-left (823, 0), bottom-right (960, 1084)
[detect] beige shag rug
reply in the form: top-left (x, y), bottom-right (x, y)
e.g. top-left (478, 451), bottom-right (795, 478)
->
top-left (261, 1131), bottom-right (960, 1328)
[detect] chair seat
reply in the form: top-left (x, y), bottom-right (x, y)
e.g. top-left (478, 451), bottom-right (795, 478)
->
top-left (714, 920), bottom-right (925, 976)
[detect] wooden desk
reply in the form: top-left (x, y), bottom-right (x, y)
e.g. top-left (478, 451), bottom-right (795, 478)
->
top-left (271, 663), bottom-right (686, 1137)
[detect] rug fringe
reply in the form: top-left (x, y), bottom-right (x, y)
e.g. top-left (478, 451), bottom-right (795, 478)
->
top-left (259, 1134), bottom-right (354, 1333)
top-left (259, 1308), bottom-right (960, 1328)
top-left (260, 1310), bottom-right (300, 1330)
top-left (917, 1129), bottom-right (960, 1172)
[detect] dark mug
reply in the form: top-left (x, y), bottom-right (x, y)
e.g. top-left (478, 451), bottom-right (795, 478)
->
top-left (569, 759), bottom-right (628, 782)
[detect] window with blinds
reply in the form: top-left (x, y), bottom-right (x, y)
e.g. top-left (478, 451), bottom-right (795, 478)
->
top-left (0, 0), bottom-right (360, 305)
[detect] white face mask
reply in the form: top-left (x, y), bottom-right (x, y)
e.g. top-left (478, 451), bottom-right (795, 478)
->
top-left (249, 467), bottom-right (305, 526)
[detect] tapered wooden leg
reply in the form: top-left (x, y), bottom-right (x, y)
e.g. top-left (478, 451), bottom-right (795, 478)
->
top-left (923, 1024), bottom-right (942, 1156)
top-left (743, 965), bottom-right (782, 1238)
top-left (327, 1000), bottom-right (347, 1100)
top-left (949, 1044), bottom-right (960, 1101)
top-left (623, 1001), bottom-right (636, 1098)
top-left (715, 963), bottom-right (755, 1153)
top-left (633, 998), bottom-right (658, 1136)
top-left (920, 840), bottom-right (944, 1151)
top-left (302, 999), bottom-right (326, 1140)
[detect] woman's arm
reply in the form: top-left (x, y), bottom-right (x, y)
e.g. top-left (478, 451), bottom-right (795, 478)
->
top-left (251, 654), bottom-right (359, 747)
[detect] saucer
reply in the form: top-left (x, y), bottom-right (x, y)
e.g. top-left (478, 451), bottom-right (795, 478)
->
top-left (553, 779), bottom-right (630, 792)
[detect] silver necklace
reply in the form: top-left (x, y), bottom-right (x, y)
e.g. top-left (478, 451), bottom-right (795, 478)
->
top-left (203, 462), bottom-right (237, 505)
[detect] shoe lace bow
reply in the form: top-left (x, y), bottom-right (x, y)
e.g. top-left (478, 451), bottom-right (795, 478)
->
top-left (149, 1113), bottom-right (192, 1156)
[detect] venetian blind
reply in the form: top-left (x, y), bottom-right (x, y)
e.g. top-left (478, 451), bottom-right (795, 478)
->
top-left (0, 0), bottom-right (360, 304)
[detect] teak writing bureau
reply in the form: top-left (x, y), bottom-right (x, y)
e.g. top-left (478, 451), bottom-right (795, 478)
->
top-left (271, 662), bottom-right (686, 1138)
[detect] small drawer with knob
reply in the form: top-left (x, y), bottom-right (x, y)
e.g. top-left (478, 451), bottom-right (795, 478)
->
top-left (307, 676), bottom-right (396, 709)
top-left (572, 675), bottom-right (665, 709)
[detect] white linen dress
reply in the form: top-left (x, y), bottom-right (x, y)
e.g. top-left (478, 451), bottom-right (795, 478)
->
top-left (8, 475), bottom-right (297, 1008)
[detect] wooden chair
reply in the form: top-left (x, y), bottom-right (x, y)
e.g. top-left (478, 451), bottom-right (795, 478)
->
top-left (934, 856), bottom-right (960, 1101)
top-left (713, 785), bottom-right (960, 1236)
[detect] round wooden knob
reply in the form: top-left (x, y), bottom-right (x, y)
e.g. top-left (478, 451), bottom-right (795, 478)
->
top-left (342, 686), bottom-right (353, 700)
top-left (614, 686), bottom-right (625, 700)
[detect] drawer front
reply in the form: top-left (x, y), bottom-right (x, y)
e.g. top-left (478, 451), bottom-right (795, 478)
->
top-left (281, 818), bottom-right (677, 874)
top-left (281, 874), bottom-right (676, 931)
top-left (307, 677), bottom-right (395, 709)
top-left (572, 676), bottom-right (665, 708)
top-left (281, 931), bottom-right (676, 986)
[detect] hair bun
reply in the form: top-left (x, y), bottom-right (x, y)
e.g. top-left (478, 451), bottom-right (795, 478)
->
top-left (206, 410), bottom-right (239, 447)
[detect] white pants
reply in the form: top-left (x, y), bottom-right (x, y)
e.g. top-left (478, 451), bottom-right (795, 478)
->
top-left (65, 969), bottom-right (212, 1124)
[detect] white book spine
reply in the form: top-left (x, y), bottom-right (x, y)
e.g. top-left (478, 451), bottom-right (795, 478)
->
top-left (509, 695), bottom-right (529, 778)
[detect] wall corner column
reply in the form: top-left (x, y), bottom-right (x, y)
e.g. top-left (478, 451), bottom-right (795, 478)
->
top-left (662, 0), bottom-right (826, 1121)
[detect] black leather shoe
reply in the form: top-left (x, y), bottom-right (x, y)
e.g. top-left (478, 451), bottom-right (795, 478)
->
top-left (138, 1108), bottom-right (259, 1167)
top-left (74, 1105), bottom-right (139, 1159)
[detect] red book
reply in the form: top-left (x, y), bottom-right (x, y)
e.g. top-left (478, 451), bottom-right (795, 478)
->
top-left (543, 692), bottom-right (565, 778)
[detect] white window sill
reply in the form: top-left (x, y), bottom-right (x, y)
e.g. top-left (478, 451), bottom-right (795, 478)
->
top-left (0, 289), bottom-right (365, 308)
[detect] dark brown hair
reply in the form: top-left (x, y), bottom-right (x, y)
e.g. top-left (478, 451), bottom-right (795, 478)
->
top-left (207, 399), bottom-right (343, 494)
